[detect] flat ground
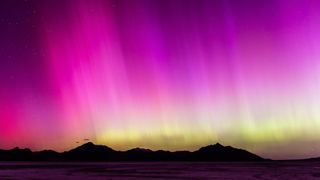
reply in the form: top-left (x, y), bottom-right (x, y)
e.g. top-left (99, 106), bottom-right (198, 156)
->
top-left (0, 161), bottom-right (319, 179)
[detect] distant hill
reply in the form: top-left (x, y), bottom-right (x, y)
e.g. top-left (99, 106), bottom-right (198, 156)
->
top-left (62, 142), bottom-right (119, 161)
top-left (0, 142), bottom-right (267, 161)
top-left (191, 143), bottom-right (264, 161)
top-left (0, 147), bottom-right (33, 161)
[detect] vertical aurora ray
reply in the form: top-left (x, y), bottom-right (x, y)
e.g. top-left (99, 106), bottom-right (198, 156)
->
top-left (2, 0), bottom-right (320, 159)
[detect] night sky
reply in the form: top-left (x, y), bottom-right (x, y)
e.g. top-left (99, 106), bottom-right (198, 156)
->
top-left (1, 0), bottom-right (320, 160)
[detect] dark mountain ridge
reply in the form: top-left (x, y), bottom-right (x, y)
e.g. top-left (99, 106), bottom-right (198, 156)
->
top-left (0, 142), bottom-right (267, 161)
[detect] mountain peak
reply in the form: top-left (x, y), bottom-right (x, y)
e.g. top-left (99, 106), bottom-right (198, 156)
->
top-left (213, 143), bottom-right (224, 147)
top-left (81, 142), bottom-right (95, 147)
top-left (128, 147), bottom-right (153, 153)
top-left (11, 147), bottom-right (32, 152)
top-left (67, 142), bottom-right (115, 154)
top-left (12, 147), bottom-right (20, 150)
top-left (198, 143), bottom-right (225, 151)
top-left (193, 143), bottom-right (265, 161)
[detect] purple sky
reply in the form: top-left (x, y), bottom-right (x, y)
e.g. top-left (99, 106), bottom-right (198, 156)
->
top-left (1, 0), bottom-right (320, 159)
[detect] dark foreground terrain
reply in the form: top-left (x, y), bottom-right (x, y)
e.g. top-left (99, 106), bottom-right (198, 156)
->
top-left (0, 142), bottom-right (265, 162)
top-left (0, 161), bottom-right (319, 179)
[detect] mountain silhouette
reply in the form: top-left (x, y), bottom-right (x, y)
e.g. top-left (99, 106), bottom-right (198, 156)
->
top-left (0, 142), bottom-right (267, 161)
top-left (0, 147), bottom-right (33, 161)
top-left (62, 142), bottom-right (119, 161)
top-left (191, 143), bottom-right (264, 161)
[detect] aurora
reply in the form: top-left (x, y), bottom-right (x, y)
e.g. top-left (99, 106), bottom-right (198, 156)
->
top-left (1, 0), bottom-right (320, 160)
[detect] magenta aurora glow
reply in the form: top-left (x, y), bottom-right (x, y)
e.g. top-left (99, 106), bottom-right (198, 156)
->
top-left (1, 0), bottom-right (320, 160)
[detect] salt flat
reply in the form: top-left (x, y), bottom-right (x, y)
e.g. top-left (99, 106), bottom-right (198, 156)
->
top-left (0, 161), bottom-right (319, 179)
